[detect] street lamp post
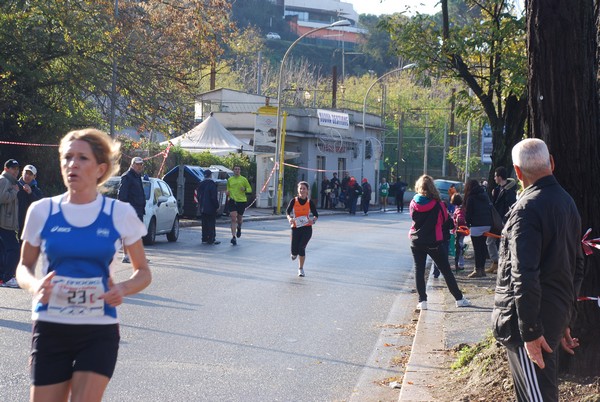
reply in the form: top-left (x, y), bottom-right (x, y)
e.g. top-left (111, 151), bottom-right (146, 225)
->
top-left (361, 64), bottom-right (416, 181)
top-left (109, 0), bottom-right (119, 137)
top-left (273, 19), bottom-right (351, 214)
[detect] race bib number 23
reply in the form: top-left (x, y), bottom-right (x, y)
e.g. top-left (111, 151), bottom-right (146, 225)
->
top-left (47, 275), bottom-right (105, 317)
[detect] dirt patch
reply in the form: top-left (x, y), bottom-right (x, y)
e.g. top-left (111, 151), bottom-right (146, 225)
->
top-left (428, 336), bottom-right (600, 401)
top-left (387, 248), bottom-right (600, 402)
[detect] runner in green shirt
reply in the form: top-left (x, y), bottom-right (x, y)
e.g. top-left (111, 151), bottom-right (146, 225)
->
top-left (379, 177), bottom-right (390, 212)
top-left (226, 165), bottom-right (252, 245)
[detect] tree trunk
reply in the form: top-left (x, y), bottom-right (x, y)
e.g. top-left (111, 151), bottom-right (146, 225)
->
top-left (528, 0), bottom-right (600, 376)
top-left (488, 94), bottom-right (527, 186)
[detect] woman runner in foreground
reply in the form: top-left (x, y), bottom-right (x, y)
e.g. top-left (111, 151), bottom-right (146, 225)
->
top-left (16, 128), bottom-right (152, 402)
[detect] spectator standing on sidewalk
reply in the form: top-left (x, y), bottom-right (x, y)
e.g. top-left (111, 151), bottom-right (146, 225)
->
top-left (226, 165), bottom-right (252, 246)
top-left (451, 193), bottom-right (466, 272)
top-left (463, 178), bottom-right (492, 278)
top-left (329, 172), bottom-right (340, 208)
top-left (0, 159), bottom-right (21, 288)
top-left (17, 165), bottom-right (43, 240)
top-left (347, 177), bottom-right (361, 215)
top-left (197, 169), bottom-right (220, 245)
top-left (394, 177), bottom-right (408, 213)
top-left (16, 128), bottom-right (151, 402)
top-left (118, 156), bottom-right (146, 263)
top-left (448, 183), bottom-right (457, 202)
top-left (340, 171), bottom-right (351, 209)
top-left (408, 174), bottom-right (471, 311)
top-left (320, 175), bottom-right (330, 210)
top-left (286, 181), bottom-right (318, 277)
top-left (360, 178), bottom-right (372, 215)
top-left (492, 138), bottom-right (584, 402)
top-left (485, 166), bottom-right (517, 274)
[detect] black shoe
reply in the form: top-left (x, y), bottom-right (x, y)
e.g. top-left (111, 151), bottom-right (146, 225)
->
top-left (208, 240), bottom-right (221, 245)
top-left (236, 224), bottom-right (241, 238)
top-left (231, 237), bottom-right (237, 245)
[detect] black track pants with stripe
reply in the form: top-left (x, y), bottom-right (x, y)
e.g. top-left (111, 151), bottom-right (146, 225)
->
top-left (506, 345), bottom-right (559, 402)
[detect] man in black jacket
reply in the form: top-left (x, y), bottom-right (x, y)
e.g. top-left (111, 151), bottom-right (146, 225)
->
top-left (118, 157), bottom-right (146, 262)
top-left (197, 169), bottom-right (220, 245)
top-left (492, 139), bottom-right (584, 402)
top-left (485, 166), bottom-right (517, 274)
top-left (17, 164), bottom-right (43, 239)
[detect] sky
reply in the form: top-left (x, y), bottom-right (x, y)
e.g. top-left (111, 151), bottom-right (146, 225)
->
top-left (347, 0), bottom-right (524, 17)
top-left (347, 0), bottom-right (441, 17)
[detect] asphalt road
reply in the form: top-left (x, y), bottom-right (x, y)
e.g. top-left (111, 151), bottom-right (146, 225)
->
top-left (1, 211), bottom-right (418, 402)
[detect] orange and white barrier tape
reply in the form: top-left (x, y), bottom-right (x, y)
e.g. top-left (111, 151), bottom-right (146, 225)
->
top-left (0, 140), bottom-right (58, 147)
top-left (581, 228), bottom-right (600, 256)
top-left (577, 296), bottom-right (600, 307)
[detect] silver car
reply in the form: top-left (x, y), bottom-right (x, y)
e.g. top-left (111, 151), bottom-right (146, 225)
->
top-left (103, 177), bottom-right (180, 245)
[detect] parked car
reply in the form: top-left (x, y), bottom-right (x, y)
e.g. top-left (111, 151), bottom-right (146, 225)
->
top-left (434, 179), bottom-right (464, 202)
top-left (162, 165), bottom-right (230, 218)
top-left (266, 32), bottom-right (281, 40)
top-left (103, 176), bottom-right (180, 245)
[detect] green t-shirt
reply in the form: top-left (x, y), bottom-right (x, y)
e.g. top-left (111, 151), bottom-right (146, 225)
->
top-left (379, 182), bottom-right (390, 196)
top-left (227, 175), bottom-right (252, 202)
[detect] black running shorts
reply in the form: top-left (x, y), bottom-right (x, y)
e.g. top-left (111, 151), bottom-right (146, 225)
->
top-left (228, 199), bottom-right (246, 215)
top-left (30, 321), bottom-right (120, 386)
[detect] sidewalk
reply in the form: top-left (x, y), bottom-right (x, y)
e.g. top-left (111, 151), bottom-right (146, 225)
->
top-left (398, 255), bottom-right (496, 401)
top-left (180, 205), bottom-right (360, 227)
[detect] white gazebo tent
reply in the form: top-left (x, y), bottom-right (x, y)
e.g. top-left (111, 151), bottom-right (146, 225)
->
top-left (161, 113), bottom-right (249, 155)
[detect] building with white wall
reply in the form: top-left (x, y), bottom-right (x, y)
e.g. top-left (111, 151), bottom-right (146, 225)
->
top-left (195, 88), bottom-right (384, 208)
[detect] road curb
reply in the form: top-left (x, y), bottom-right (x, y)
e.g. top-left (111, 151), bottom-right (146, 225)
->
top-left (398, 255), bottom-right (496, 401)
top-left (179, 208), bottom-right (368, 228)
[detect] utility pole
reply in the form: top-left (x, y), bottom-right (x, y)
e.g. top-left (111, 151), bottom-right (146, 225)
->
top-left (109, 0), bottom-right (119, 137)
top-left (465, 119), bottom-right (472, 181)
top-left (423, 113), bottom-right (429, 175)
top-left (442, 122), bottom-right (448, 176)
top-left (397, 112), bottom-right (404, 178)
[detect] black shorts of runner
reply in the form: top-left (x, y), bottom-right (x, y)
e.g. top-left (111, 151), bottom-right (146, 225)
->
top-left (228, 199), bottom-right (246, 215)
top-left (291, 226), bottom-right (313, 257)
top-left (30, 321), bottom-right (120, 386)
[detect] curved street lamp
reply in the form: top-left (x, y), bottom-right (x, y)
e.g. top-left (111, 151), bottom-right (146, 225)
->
top-left (360, 63), bottom-right (417, 181)
top-left (273, 19), bottom-right (352, 214)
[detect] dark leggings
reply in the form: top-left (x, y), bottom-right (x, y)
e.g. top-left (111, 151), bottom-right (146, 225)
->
top-left (410, 242), bottom-right (464, 303)
top-left (396, 193), bottom-right (405, 212)
top-left (454, 234), bottom-right (465, 268)
top-left (471, 235), bottom-right (488, 270)
top-left (291, 226), bottom-right (312, 257)
top-left (361, 198), bottom-right (370, 214)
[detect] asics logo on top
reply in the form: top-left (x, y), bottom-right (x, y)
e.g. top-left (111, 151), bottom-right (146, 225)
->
top-left (50, 226), bottom-right (71, 233)
top-left (96, 228), bottom-right (111, 238)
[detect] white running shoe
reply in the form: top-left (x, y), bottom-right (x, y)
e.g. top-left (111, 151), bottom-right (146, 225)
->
top-left (2, 278), bottom-right (20, 288)
top-left (456, 298), bottom-right (472, 307)
top-left (416, 301), bottom-right (427, 311)
top-left (298, 268), bottom-right (305, 277)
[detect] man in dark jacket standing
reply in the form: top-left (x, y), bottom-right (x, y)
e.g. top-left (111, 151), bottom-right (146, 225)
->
top-left (0, 159), bottom-right (21, 287)
top-left (118, 157), bottom-right (146, 262)
top-left (492, 139), bottom-right (584, 402)
top-left (17, 164), bottom-right (43, 239)
top-left (360, 178), bottom-right (371, 215)
top-left (485, 166), bottom-right (517, 274)
top-left (198, 169), bottom-right (220, 244)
